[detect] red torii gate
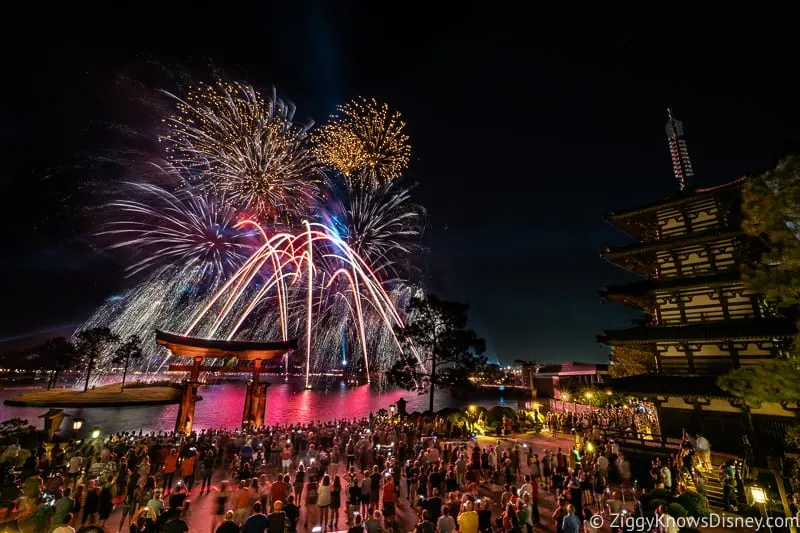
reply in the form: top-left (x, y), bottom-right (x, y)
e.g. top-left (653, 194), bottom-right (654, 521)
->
top-left (155, 330), bottom-right (296, 434)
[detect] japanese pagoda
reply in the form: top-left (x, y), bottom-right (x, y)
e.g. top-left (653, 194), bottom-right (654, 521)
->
top-left (598, 111), bottom-right (796, 453)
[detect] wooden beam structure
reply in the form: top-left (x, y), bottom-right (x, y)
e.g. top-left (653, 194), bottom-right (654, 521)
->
top-left (155, 330), bottom-right (296, 434)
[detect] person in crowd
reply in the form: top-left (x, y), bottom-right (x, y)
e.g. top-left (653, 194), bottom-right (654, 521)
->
top-left (437, 506), bottom-right (455, 533)
top-left (458, 500), bottom-right (479, 533)
top-left (349, 512), bottom-right (365, 533)
top-left (53, 513), bottom-right (76, 533)
top-left (242, 501), bottom-right (269, 533)
top-left (216, 510), bottom-right (240, 533)
top-left (364, 509), bottom-right (383, 533)
top-left (561, 504), bottom-right (581, 533)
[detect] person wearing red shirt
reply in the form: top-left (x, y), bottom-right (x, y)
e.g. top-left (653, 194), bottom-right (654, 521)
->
top-left (162, 449), bottom-right (179, 493)
top-left (180, 452), bottom-right (198, 492)
top-left (270, 474), bottom-right (287, 505)
top-left (381, 474), bottom-right (396, 529)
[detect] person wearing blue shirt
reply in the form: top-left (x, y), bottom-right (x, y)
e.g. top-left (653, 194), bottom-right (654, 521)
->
top-left (562, 505), bottom-right (581, 533)
top-left (243, 502), bottom-right (269, 533)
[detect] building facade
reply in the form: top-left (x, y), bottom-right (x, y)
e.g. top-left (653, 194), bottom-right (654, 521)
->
top-left (598, 112), bottom-right (796, 453)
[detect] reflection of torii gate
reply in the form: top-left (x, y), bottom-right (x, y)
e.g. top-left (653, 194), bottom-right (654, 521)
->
top-left (155, 330), bottom-right (297, 434)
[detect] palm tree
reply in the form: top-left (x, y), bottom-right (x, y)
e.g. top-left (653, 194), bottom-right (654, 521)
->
top-left (75, 328), bottom-right (120, 392)
top-left (111, 335), bottom-right (143, 391)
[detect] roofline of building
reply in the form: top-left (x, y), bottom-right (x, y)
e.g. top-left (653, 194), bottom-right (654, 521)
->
top-left (607, 374), bottom-right (732, 399)
top-left (600, 271), bottom-right (742, 300)
top-left (602, 228), bottom-right (745, 260)
top-left (606, 176), bottom-right (747, 221)
top-left (597, 317), bottom-right (795, 345)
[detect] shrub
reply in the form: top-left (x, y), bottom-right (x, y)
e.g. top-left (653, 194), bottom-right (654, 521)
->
top-left (649, 498), bottom-right (668, 513)
top-left (486, 406), bottom-right (517, 425)
top-left (0, 418), bottom-right (38, 449)
top-left (667, 502), bottom-right (688, 518)
top-left (649, 488), bottom-right (672, 502)
top-left (677, 491), bottom-right (706, 515)
top-left (695, 508), bottom-right (712, 519)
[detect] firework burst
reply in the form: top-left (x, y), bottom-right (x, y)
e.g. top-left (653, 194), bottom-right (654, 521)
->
top-left (101, 181), bottom-right (253, 279)
top-left (161, 80), bottom-right (321, 220)
top-left (313, 98), bottom-right (411, 187)
top-left (83, 179), bottom-right (256, 374)
top-left (325, 182), bottom-right (425, 281)
top-left (86, 78), bottom-right (426, 383)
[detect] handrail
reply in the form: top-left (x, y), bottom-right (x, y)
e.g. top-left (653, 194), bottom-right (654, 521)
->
top-left (598, 429), bottom-right (682, 451)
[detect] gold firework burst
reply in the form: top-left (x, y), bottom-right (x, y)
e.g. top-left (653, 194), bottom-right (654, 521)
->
top-left (314, 98), bottom-right (411, 188)
top-left (161, 80), bottom-right (320, 219)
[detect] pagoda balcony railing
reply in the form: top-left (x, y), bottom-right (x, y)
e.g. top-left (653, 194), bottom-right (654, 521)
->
top-left (599, 429), bottom-right (683, 451)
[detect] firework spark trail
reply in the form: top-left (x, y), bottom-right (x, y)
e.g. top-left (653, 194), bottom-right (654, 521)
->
top-left (327, 268), bottom-right (370, 382)
top-left (304, 220), bottom-right (314, 388)
top-left (181, 222), bottom-right (422, 383)
top-left (162, 81), bottom-right (323, 220)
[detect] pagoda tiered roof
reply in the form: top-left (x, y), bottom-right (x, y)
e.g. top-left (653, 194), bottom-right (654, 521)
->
top-left (606, 177), bottom-right (747, 240)
top-left (601, 271), bottom-right (741, 309)
top-left (608, 374), bottom-right (731, 399)
top-left (598, 317), bottom-right (795, 345)
top-left (601, 228), bottom-right (744, 276)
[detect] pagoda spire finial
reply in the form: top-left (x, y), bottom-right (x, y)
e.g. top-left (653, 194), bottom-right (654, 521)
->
top-left (665, 108), bottom-right (694, 191)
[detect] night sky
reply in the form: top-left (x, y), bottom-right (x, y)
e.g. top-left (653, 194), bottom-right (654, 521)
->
top-left (2, 6), bottom-right (799, 364)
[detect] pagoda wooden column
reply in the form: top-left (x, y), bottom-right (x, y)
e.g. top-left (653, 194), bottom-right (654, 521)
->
top-left (750, 295), bottom-right (762, 319)
top-left (175, 356), bottom-right (204, 434)
top-left (704, 244), bottom-right (718, 272)
top-left (673, 290), bottom-right (688, 323)
top-left (679, 206), bottom-right (694, 233)
top-left (242, 359), bottom-right (269, 429)
top-left (718, 288), bottom-right (731, 320)
top-left (684, 397), bottom-right (710, 433)
top-left (683, 343), bottom-right (696, 373)
top-left (727, 341), bottom-right (741, 368)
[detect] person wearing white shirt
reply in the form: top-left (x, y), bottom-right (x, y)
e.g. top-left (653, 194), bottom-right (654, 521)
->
top-left (596, 454), bottom-right (608, 473)
top-left (660, 464), bottom-right (672, 490)
top-left (67, 455), bottom-right (82, 487)
top-left (695, 434), bottom-right (711, 471)
top-left (519, 477), bottom-right (533, 499)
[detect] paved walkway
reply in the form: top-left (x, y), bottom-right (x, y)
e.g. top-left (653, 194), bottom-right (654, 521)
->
top-left (99, 430), bottom-right (592, 533)
top-left (25, 430), bottom-right (748, 532)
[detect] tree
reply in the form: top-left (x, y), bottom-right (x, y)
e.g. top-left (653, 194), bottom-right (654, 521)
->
top-left (388, 294), bottom-right (486, 413)
top-left (75, 328), bottom-right (120, 392)
top-left (717, 360), bottom-right (800, 444)
top-left (717, 360), bottom-right (800, 409)
top-left (609, 346), bottom-right (658, 377)
top-left (31, 337), bottom-right (78, 390)
top-left (111, 335), bottom-right (143, 391)
top-left (480, 363), bottom-right (503, 384)
top-left (741, 155), bottom-right (800, 353)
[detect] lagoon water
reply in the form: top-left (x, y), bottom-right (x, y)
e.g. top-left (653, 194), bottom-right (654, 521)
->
top-left (0, 379), bottom-right (524, 434)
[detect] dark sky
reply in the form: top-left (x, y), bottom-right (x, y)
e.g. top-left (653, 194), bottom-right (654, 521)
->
top-left (1, 6), bottom-right (799, 363)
